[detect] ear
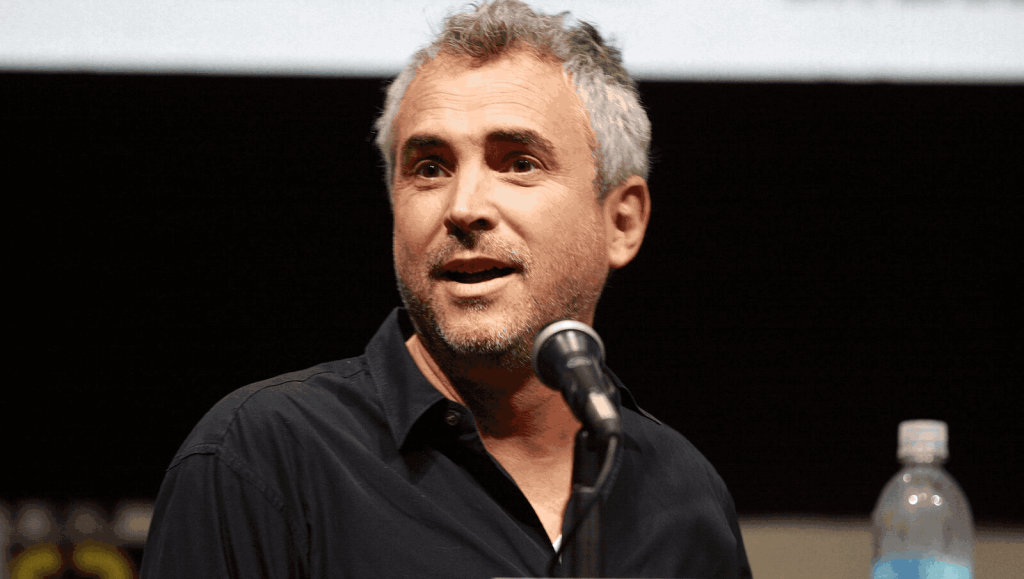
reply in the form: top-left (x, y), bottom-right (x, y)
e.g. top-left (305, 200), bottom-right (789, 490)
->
top-left (603, 175), bottom-right (651, 269)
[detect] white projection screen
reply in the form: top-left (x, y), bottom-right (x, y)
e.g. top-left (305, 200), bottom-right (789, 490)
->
top-left (2, 0), bottom-right (1023, 81)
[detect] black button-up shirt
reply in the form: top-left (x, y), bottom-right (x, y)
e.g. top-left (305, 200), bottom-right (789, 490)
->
top-left (142, 309), bottom-right (751, 578)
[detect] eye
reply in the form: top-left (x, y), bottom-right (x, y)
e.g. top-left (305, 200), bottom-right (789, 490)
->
top-left (413, 160), bottom-right (448, 179)
top-left (509, 158), bottom-right (538, 173)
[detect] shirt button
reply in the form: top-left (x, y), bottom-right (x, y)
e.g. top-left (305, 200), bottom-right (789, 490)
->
top-left (445, 409), bottom-right (460, 426)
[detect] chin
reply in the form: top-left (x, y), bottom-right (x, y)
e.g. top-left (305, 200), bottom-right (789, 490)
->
top-left (441, 319), bottom-right (528, 353)
top-left (399, 282), bottom-right (527, 367)
top-left (397, 269), bottom-right (603, 371)
top-left (436, 306), bottom-right (536, 362)
top-left (424, 322), bottom-right (533, 372)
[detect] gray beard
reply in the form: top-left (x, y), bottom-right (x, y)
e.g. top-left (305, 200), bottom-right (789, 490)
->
top-left (396, 275), bottom-right (535, 373)
top-left (393, 229), bottom-right (607, 377)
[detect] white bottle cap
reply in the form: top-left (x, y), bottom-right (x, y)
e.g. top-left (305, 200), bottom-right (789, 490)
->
top-left (898, 419), bottom-right (948, 463)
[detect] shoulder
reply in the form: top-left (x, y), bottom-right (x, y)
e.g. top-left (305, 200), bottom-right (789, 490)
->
top-left (611, 409), bottom-right (750, 578)
top-left (169, 356), bottom-right (374, 467)
top-left (619, 407), bottom-right (733, 501)
top-left (619, 406), bottom-right (704, 463)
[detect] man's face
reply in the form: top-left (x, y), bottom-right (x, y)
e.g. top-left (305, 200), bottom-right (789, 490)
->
top-left (392, 48), bottom-right (610, 367)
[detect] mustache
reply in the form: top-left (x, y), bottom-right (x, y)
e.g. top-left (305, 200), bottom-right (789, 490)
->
top-left (426, 234), bottom-right (529, 278)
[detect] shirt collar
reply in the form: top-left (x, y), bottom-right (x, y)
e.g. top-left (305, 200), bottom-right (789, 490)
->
top-left (364, 308), bottom-right (661, 450)
top-left (364, 308), bottom-right (447, 449)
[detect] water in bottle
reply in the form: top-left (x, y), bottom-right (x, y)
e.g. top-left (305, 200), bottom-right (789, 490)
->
top-left (870, 420), bottom-right (975, 579)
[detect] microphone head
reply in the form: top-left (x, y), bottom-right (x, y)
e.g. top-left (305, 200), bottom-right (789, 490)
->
top-left (531, 320), bottom-right (606, 388)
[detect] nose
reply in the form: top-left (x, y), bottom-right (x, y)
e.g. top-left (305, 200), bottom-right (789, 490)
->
top-left (444, 163), bottom-right (499, 239)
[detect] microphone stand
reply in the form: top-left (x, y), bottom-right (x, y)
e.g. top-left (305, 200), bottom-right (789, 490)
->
top-left (562, 428), bottom-right (609, 578)
top-left (529, 322), bottom-right (623, 578)
top-left (552, 376), bottom-right (621, 579)
top-left (505, 427), bottom-right (620, 579)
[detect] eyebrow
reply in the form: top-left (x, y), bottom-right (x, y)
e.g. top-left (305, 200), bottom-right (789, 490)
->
top-left (399, 129), bottom-right (559, 168)
top-left (488, 129), bottom-right (556, 161)
top-left (400, 135), bottom-right (446, 168)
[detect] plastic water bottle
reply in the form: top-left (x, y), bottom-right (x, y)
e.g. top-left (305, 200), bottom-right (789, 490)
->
top-left (870, 420), bottom-right (975, 579)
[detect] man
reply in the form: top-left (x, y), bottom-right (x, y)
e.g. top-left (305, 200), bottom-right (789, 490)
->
top-left (142, 2), bottom-right (752, 577)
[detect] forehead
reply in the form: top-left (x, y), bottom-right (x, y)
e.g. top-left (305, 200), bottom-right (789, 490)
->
top-left (395, 49), bottom-right (593, 151)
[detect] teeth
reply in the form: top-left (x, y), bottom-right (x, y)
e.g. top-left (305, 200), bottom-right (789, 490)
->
top-left (445, 267), bottom-right (514, 283)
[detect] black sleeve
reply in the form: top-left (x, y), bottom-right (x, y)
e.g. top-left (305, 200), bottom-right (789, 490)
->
top-left (727, 499), bottom-right (754, 579)
top-left (717, 472), bottom-right (754, 579)
top-left (141, 450), bottom-right (306, 578)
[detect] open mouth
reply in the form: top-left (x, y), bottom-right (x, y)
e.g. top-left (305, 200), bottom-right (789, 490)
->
top-left (442, 267), bottom-right (517, 284)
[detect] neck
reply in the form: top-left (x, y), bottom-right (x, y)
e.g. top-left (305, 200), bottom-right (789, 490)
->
top-left (405, 333), bottom-right (580, 452)
top-left (406, 332), bottom-right (580, 543)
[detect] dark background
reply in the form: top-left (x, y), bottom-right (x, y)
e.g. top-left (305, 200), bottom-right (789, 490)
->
top-left (4, 72), bottom-right (1021, 526)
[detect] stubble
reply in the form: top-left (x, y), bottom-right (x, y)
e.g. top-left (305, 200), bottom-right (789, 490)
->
top-left (395, 230), bottom-right (606, 374)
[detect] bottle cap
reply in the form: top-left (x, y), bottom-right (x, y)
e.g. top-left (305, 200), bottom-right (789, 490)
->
top-left (898, 419), bottom-right (948, 463)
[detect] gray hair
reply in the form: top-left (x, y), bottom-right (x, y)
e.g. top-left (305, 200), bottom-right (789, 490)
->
top-left (373, 0), bottom-right (651, 200)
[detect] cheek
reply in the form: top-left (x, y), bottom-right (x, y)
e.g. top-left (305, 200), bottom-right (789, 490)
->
top-left (513, 186), bottom-right (596, 235)
top-left (392, 223), bottom-right (424, 280)
top-left (500, 188), bottom-right (546, 216)
top-left (392, 228), bottom-right (427, 281)
top-left (393, 197), bottom-right (443, 251)
top-left (534, 205), bottom-right (605, 268)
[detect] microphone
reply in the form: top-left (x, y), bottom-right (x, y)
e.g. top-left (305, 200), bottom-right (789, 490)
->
top-left (531, 320), bottom-right (621, 441)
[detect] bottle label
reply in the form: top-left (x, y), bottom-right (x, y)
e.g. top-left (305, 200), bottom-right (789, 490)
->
top-left (872, 557), bottom-right (970, 579)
